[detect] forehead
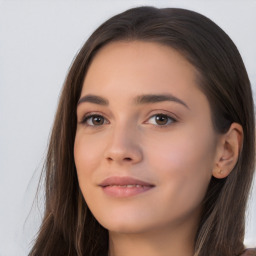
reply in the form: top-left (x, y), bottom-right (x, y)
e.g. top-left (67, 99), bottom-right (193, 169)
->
top-left (81, 41), bottom-right (209, 113)
top-left (86, 41), bottom-right (197, 79)
top-left (83, 41), bottom-right (197, 88)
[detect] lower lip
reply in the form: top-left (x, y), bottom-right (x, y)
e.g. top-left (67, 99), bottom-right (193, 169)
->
top-left (101, 185), bottom-right (154, 197)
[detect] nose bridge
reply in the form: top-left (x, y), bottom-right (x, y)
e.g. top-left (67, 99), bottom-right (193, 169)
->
top-left (104, 119), bottom-right (143, 164)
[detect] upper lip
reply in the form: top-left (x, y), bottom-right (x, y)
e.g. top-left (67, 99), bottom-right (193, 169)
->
top-left (99, 176), bottom-right (155, 187)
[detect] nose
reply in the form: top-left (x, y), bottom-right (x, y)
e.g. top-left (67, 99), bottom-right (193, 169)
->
top-left (104, 123), bottom-right (143, 165)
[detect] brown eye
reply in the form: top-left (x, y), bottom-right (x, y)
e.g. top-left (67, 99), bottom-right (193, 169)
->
top-left (147, 113), bottom-right (176, 126)
top-left (82, 115), bottom-right (107, 126)
top-left (155, 114), bottom-right (169, 125)
top-left (91, 116), bottom-right (104, 125)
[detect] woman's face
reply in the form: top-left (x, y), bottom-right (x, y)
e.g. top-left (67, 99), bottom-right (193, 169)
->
top-left (74, 41), bottom-right (221, 235)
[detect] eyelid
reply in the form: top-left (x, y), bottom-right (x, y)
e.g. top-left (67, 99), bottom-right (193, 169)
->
top-left (78, 110), bottom-right (178, 127)
top-left (145, 113), bottom-right (177, 127)
top-left (79, 112), bottom-right (110, 126)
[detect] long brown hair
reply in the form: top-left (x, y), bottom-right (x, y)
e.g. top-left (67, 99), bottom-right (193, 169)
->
top-left (29, 7), bottom-right (255, 256)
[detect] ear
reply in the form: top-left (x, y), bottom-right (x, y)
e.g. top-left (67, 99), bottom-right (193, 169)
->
top-left (212, 123), bottom-right (243, 179)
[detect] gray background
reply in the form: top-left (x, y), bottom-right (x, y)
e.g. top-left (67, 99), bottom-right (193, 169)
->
top-left (0, 0), bottom-right (255, 255)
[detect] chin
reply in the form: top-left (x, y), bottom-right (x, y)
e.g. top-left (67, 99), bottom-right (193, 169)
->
top-left (97, 214), bottom-right (161, 235)
top-left (100, 219), bottom-right (141, 233)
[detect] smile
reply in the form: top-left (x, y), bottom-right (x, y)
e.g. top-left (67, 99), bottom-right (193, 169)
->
top-left (99, 176), bottom-right (155, 197)
top-left (107, 184), bottom-right (147, 187)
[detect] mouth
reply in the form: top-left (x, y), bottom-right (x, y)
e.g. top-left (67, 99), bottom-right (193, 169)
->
top-left (99, 176), bottom-right (155, 197)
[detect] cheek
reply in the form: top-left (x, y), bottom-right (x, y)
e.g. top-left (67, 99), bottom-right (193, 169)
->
top-left (74, 134), bottom-right (104, 184)
top-left (145, 127), bottom-right (216, 204)
top-left (147, 122), bottom-right (217, 175)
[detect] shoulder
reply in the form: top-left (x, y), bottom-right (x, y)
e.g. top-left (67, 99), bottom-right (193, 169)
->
top-left (241, 248), bottom-right (256, 256)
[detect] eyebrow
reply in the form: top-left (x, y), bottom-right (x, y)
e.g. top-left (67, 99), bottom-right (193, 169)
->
top-left (77, 94), bottom-right (109, 106)
top-left (77, 93), bottom-right (189, 109)
top-left (134, 94), bottom-right (189, 109)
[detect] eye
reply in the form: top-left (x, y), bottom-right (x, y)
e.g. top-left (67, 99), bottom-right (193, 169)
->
top-left (81, 114), bottom-right (109, 126)
top-left (147, 113), bottom-right (176, 126)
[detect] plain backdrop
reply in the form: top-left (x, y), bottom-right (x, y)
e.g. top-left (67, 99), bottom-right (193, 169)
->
top-left (0, 0), bottom-right (255, 255)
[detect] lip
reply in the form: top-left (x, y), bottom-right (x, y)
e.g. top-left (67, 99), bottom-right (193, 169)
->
top-left (99, 176), bottom-right (155, 197)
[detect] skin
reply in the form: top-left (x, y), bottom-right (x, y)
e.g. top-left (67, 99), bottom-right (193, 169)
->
top-left (74, 41), bottom-right (242, 256)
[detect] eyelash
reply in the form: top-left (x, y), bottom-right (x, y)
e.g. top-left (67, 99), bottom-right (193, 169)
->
top-left (80, 113), bottom-right (110, 127)
top-left (80, 112), bottom-right (177, 128)
top-left (147, 113), bottom-right (177, 127)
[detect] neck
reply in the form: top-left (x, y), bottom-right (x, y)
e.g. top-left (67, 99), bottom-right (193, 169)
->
top-left (108, 219), bottom-right (197, 256)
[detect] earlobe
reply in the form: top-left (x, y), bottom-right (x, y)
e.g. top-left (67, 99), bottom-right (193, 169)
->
top-left (212, 123), bottom-right (243, 179)
top-left (212, 166), bottom-right (224, 178)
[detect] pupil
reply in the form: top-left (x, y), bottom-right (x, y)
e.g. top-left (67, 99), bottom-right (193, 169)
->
top-left (156, 115), bottom-right (167, 125)
top-left (93, 116), bottom-right (104, 125)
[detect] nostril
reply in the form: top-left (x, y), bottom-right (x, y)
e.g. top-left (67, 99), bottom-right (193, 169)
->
top-left (106, 157), bottom-right (132, 162)
top-left (124, 157), bottom-right (132, 161)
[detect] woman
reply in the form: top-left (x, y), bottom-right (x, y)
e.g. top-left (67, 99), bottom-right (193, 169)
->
top-left (29, 6), bottom-right (256, 256)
